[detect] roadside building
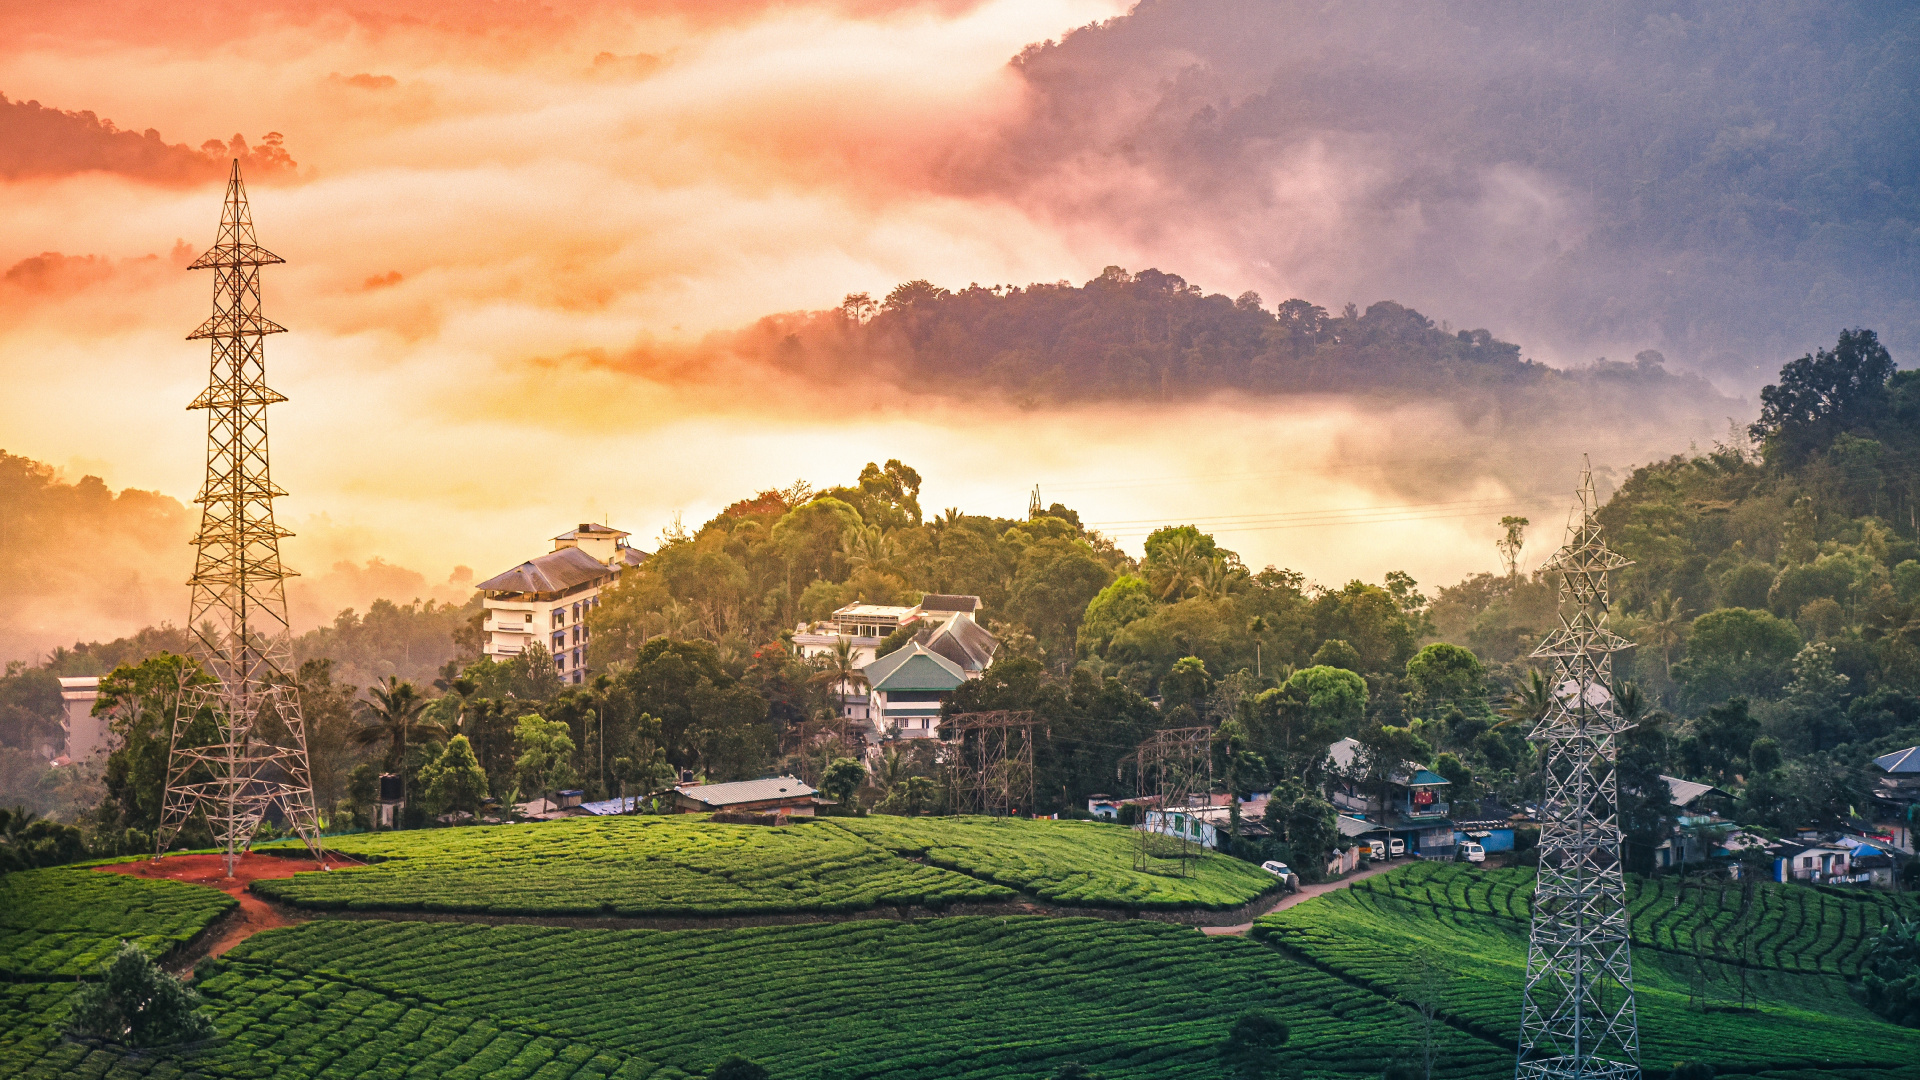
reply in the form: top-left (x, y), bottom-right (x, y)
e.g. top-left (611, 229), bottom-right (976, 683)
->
top-left (670, 775), bottom-right (820, 816)
top-left (1654, 775), bottom-right (1738, 869)
top-left (1871, 745), bottom-right (1919, 852)
top-left (475, 524), bottom-right (646, 685)
top-left (1777, 842), bottom-right (1852, 884)
top-left (1324, 737), bottom-right (1456, 856)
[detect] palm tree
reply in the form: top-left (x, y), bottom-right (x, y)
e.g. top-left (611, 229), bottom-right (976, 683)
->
top-left (1146, 534), bottom-right (1204, 600)
top-left (1248, 615), bottom-right (1269, 678)
top-left (1644, 591), bottom-right (1687, 675)
top-left (350, 677), bottom-right (448, 814)
top-left (1497, 669), bottom-right (1553, 732)
top-left (810, 639), bottom-right (866, 750)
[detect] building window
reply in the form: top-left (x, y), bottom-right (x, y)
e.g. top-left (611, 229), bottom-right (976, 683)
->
top-left (523, 613), bottom-right (533, 624)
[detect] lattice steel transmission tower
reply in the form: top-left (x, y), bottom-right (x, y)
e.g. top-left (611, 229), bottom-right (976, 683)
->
top-left (1515, 460), bottom-right (1639, 1080)
top-left (944, 710), bottom-right (1039, 816)
top-left (1131, 726), bottom-right (1212, 875)
top-left (157, 162), bottom-right (325, 876)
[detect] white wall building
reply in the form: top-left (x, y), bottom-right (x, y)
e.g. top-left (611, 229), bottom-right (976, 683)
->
top-left (793, 595), bottom-right (998, 727)
top-left (476, 524), bottom-right (646, 685)
top-left (57, 676), bottom-right (108, 763)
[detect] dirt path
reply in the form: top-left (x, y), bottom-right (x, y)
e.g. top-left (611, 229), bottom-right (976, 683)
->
top-left (96, 852), bottom-right (325, 973)
top-left (1199, 859), bottom-right (1401, 936)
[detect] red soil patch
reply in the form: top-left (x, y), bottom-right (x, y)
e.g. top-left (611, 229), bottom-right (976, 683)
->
top-left (97, 852), bottom-right (325, 971)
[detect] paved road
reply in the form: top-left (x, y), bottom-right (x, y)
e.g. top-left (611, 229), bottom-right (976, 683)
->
top-left (1199, 859), bottom-right (1403, 936)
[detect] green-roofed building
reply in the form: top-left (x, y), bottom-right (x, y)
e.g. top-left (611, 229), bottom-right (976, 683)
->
top-left (861, 642), bottom-right (968, 739)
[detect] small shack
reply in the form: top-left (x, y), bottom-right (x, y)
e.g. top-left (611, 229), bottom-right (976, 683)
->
top-left (671, 775), bottom-right (820, 816)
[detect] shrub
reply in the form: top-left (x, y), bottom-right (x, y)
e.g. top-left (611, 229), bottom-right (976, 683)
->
top-left (65, 940), bottom-right (215, 1048)
top-left (1863, 917), bottom-right (1920, 1027)
top-left (708, 1055), bottom-right (769, 1080)
top-left (1220, 1010), bottom-right (1290, 1079)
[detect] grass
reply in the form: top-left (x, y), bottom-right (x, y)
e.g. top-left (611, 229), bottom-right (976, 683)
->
top-left (1, 917), bottom-right (1512, 1080)
top-left (252, 815), bottom-right (1015, 917)
top-left (1255, 866), bottom-right (1920, 1075)
top-left (0, 867), bottom-right (235, 979)
top-left (828, 816), bottom-right (1280, 910)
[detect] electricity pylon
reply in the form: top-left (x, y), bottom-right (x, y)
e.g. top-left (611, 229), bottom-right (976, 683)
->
top-left (156, 161), bottom-right (325, 876)
top-left (1515, 459), bottom-right (1639, 1080)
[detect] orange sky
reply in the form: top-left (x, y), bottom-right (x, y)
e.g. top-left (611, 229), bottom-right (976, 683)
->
top-left (0, 1), bottom-right (1722, 654)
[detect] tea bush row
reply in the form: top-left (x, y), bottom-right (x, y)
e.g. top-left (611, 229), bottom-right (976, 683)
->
top-left (0, 867), bottom-right (234, 978)
top-left (254, 816), bottom-right (1013, 916)
top-left (1255, 883), bottom-right (1920, 1074)
top-left (1351, 863), bottom-right (1920, 976)
top-left (4, 917), bottom-right (1515, 1080)
top-left (829, 816), bottom-right (1278, 910)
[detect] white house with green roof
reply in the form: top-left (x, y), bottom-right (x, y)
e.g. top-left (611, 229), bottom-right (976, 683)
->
top-left (860, 642), bottom-right (968, 739)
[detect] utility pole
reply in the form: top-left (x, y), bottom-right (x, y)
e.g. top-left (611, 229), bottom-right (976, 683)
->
top-left (1515, 459), bottom-right (1640, 1080)
top-left (156, 162), bottom-right (325, 877)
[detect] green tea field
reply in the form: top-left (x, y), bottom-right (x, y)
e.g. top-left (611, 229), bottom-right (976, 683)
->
top-left (0, 866), bottom-right (234, 978)
top-left (831, 815), bottom-right (1279, 909)
top-left (2, 916), bottom-right (1511, 1080)
top-left (7, 835), bottom-right (1919, 1080)
top-left (1255, 864), bottom-right (1920, 1076)
top-left (252, 815), bottom-right (1275, 917)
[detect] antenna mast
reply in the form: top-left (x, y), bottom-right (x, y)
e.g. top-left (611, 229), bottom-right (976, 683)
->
top-left (157, 162), bottom-right (325, 876)
top-left (1515, 459), bottom-right (1639, 1080)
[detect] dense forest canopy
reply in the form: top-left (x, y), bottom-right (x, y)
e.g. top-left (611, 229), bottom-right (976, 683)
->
top-left (730, 266), bottom-right (1728, 408)
top-left (982, 0), bottom-right (1920, 380)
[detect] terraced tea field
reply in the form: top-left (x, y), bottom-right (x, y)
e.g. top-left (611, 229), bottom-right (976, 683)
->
top-left (254, 815), bottom-right (1276, 917)
top-left (254, 816), bottom-right (1014, 916)
top-left (832, 816), bottom-right (1278, 909)
top-left (0, 865), bottom-right (234, 978)
top-left (1350, 862), bottom-right (1920, 976)
top-left (0, 917), bottom-right (1513, 1080)
top-left (1256, 875), bottom-right (1920, 1075)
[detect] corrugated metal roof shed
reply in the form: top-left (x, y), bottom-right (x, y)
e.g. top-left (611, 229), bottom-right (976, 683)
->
top-left (678, 775), bottom-right (817, 807)
top-left (475, 546), bottom-right (612, 594)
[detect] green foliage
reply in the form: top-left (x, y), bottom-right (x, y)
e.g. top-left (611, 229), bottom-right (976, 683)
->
top-left (1311, 638), bottom-right (1363, 672)
top-left (65, 939), bottom-right (214, 1048)
top-left (835, 816), bottom-right (1278, 909)
top-left (420, 735), bottom-right (489, 817)
top-left (818, 757), bottom-right (866, 808)
top-left (511, 713), bottom-right (577, 804)
top-left (254, 816), bottom-right (1012, 916)
top-left (1675, 608), bottom-right (1801, 705)
top-left (1406, 643), bottom-right (1486, 715)
top-left (1078, 574), bottom-right (1156, 654)
top-left (1862, 917), bottom-right (1920, 1027)
top-left (1752, 330), bottom-right (1899, 469)
top-left (0, 867), bottom-right (233, 978)
top-left (94, 652), bottom-right (216, 836)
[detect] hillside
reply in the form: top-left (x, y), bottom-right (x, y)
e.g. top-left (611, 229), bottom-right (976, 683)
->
top-left (732, 267), bottom-right (1733, 410)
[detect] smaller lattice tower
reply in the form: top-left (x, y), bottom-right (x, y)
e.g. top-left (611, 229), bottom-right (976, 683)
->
top-left (1131, 727), bottom-right (1212, 876)
top-left (1515, 458), bottom-right (1639, 1080)
top-left (157, 162), bottom-right (325, 875)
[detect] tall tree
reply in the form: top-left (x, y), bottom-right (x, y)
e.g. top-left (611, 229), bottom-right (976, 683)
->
top-left (349, 677), bottom-right (447, 810)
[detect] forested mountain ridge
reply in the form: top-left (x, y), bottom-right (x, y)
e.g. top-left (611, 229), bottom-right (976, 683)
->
top-left (726, 266), bottom-right (1731, 409)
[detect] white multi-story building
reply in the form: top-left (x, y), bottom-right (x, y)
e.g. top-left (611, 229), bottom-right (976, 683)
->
top-left (475, 524), bottom-right (646, 685)
top-left (57, 676), bottom-right (108, 763)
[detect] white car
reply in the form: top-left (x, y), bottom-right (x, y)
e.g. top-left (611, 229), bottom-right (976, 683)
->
top-left (1367, 839), bottom-right (1386, 860)
top-left (1388, 838), bottom-right (1407, 858)
top-left (1462, 842), bottom-right (1486, 864)
top-left (1259, 860), bottom-right (1297, 887)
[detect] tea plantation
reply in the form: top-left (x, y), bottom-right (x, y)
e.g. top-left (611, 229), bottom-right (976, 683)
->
top-left (252, 815), bottom-right (1276, 916)
top-left (0, 916), bottom-right (1513, 1080)
top-left (832, 815), bottom-right (1279, 909)
top-left (1255, 867), bottom-right (1920, 1076)
top-left (1347, 862), bottom-right (1920, 977)
top-left (0, 865), bottom-right (233, 978)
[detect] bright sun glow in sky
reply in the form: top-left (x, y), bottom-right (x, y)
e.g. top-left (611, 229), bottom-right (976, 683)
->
top-left (0, 1), bottom-right (1719, 652)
